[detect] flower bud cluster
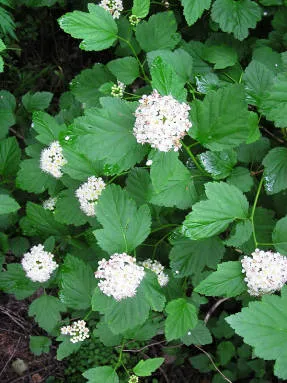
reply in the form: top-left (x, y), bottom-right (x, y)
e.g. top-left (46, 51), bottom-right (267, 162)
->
top-left (133, 90), bottom-right (192, 152)
top-left (129, 14), bottom-right (140, 26)
top-left (111, 81), bottom-right (125, 98)
top-left (61, 320), bottom-right (89, 343)
top-left (241, 249), bottom-right (287, 296)
top-left (42, 197), bottom-right (57, 211)
top-left (141, 258), bottom-right (169, 287)
top-left (21, 244), bottom-right (58, 283)
top-left (40, 141), bottom-right (67, 178)
top-left (95, 253), bottom-right (145, 301)
top-left (99, 0), bottom-right (123, 19)
top-left (128, 376), bottom-right (139, 383)
top-left (75, 176), bottom-right (106, 217)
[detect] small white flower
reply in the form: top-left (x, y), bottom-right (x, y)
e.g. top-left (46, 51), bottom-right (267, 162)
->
top-left (42, 197), bottom-right (57, 211)
top-left (133, 90), bottom-right (192, 152)
top-left (64, 136), bottom-right (70, 141)
top-left (241, 249), bottom-right (287, 296)
top-left (99, 0), bottom-right (123, 19)
top-left (75, 176), bottom-right (106, 217)
top-left (146, 159), bottom-right (153, 166)
top-left (111, 81), bottom-right (126, 98)
top-left (187, 331), bottom-right (191, 336)
top-left (21, 244), bottom-right (58, 283)
top-left (263, 11), bottom-right (268, 16)
top-left (40, 141), bottom-right (67, 179)
top-left (141, 258), bottom-right (169, 287)
top-left (95, 253), bottom-right (145, 301)
top-left (61, 320), bottom-right (89, 343)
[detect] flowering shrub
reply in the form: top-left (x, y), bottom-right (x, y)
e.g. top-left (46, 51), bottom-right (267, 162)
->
top-left (1, 0), bottom-right (287, 382)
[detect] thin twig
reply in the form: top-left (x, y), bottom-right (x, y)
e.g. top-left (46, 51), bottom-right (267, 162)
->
top-left (261, 126), bottom-right (285, 144)
top-left (0, 307), bottom-right (27, 332)
top-left (8, 365), bottom-right (55, 383)
top-left (0, 337), bottom-right (21, 379)
top-left (122, 340), bottom-right (166, 353)
top-left (204, 298), bottom-right (229, 324)
top-left (9, 128), bottom-right (25, 141)
top-left (159, 366), bottom-right (169, 383)
top-left (194, 345), bottom-right (232, 383)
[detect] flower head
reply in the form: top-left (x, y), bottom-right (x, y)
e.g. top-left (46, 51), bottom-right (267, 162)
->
top-left (40, 141), bottom-right (67, 178)
top-left (75, 176), bottom-right (106, 217)
top-left (61, 320), bottom-right (89, 343)
top-left (42, 197), bottom-right (57, 211)
top-left (141, 258), bottom-right (169, 287)
top-left (111, 81), bottom-right (125, 98)
top-left (21, 244), bottom-right (58, 283)
top-left (133, 90), bottom-right (192, 152)
top-left (128, 376), bottom-right (139, 383)
top-left (129, 14), bottom-right (140, 26)
top-left (99, 0), bottom-right (123, 19)
top-left (95, 253), bottom-right (145, 301)
top-left (241, 249), bottom-right (287, 296)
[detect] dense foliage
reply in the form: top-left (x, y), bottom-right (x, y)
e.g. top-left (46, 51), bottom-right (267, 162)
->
top-left (1, 0), bottom-right (287, 382)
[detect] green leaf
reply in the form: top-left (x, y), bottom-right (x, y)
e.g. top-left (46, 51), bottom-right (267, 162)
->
top-left (169, 236), bottom-right (225, 278)
top-left (25, 202), bottom-right (68, 236)
top-left (0, 38), bottom-right (6, 52)
top-left (59, 254), bottom-right (96, 310)
top-left (198, 149), bottom-right (237, 180)
top-left (165, 298), bottom-right (198, 341)
top-left (0, 137), bottom-right (21, 177)
top-left (16, 159), bottom-right (58, 194)
top-left (83, 366), bottom-right (119, 383)
top-left (217, 341), bottom-right (235, 365)
top-left (135, 11), bottom-right (180, 52)
top-left (29, 336), bottom-right (51, 356)
top-left (107, 57), bottom-right (139, 85)
top-left (140, 270), bottom-right (166, 312)
top-left (74, 98), bottom-right (147, 174)
top-left (211, 0), bottom-right (262, 41)
top-left (0, 56), bottom-right (4, 73)
top-left (58, 4), bottom-right (118, 51)
top-left (57, 337), bottom-right (81, 361)
top-left (54, 191), bottom-right (88, 226)
top-left (147, 48), bottom-right (193, 82)
top-left (203, 45), bottom-right (238, 70)
top-left (181, 320), bottom-right (212, 346)
top-left (195, 261), bottom-right (246, 297)
top-left (243, 61), bottom-right (275, 107)
top-left (190, 85), bottom-right (252, 151)
top-left (126, 168), bottom-right (153, 206)
top-left (9, 237), bottom-right (30, 257)
top-left (132, 0), bottom-right (150, 18)
top-left (133, 358), bottom-right (164, 377)
top-left (0, 195), bottom-right (20, 215)
top-left (0, 263), bottom-right (39, 300)
top-left (182, 182), bottom-right (249, 240)
top-left (0, 7), bottom-right (16, 39)
top-left (237, 136), bottom-right (270, 164)
top-left (70, 64), bottom-right (114, 108)
top-left (263, 147), bottom-right (287, 195)
top-left (272, 216), bottom-right (287, 254)
top-left (226, 167), bottom-right (254, 193)
top-left (29, 295), bottom-right (66, 332)
top-left (224, 220), bottom-right (253, 247)
top-left (180, 0), bottom-right (211, 26)
top-left (226, 290), bottom-right (287, 379)
top-left (150, 56), bottom-right (187, 101)
top-left (94, 184), bottom-right (151, 253)
top-left (32, 111), bottom-right (66, 145)
top-left (150, 151), bottom-right (199, 209)
top-left (93, 321), bottom-right (122, 347)
top-left (261, 74), bottom-right (287, 128)
top-left (0, 90), bottom-right (16, 139)
top-left (22, 92), bottom-right (53, 112)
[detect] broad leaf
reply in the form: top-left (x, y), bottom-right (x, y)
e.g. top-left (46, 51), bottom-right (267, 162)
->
top-left (272, 216), bottom-right (287, 254)
top-left (203, 45), bottom-right (238, 70)
top-left (226, 167), bottom-right (254, 193)
top-left (132, 0), bottom-right (150, 18)
top-left (135, 11), bottom-right (180, 52)
top-left (195, 261), bottom-right (246, 297)
top-left (58, 4), bottom-right (118, 51)
top-left (29, 336), bottom-right (51, 356)
top-left (198, 149), bottom-right (237, 180)
top-left (263, 147), bottom-right (287, 195)
top-left (0, 195), bottom-right (20, 215)
top-left (226, 290), bottom-right (287, 379)
top-left (165, 298), bottom-right (198, 341)
top-left (29, 295), bottom-right (66, 333)
top-left (94, 184), bottom-right (151, 253)
top-left (32, 111), bottom-right (66, 144)
top-left (181, 320), bottom-right (212, 346)
top-left (224, 220), bottom-right (253, 247)
top-left (190, 85), bottom-right (253, 151)
top-left (182, 182), bottom-right (249, 240)
top-left (180, 0), bottom-right (211, 26)
top-left (83, 366), bottom-right (119, 383)
top-left (133, 358), bottom-right (164, 377)
top-left (0, 90), bottom-right (16, 139)
top-left (126, 168), bottom-right (153, 206)
top-left (107, 57), bottom-right (139, 85)
top-left (22, 92), bottom-right (53, 112)
top-left (54, 190), bottom-right (89, 226)
top-left (0, 137), bottom-right (21, 177)
top-left (57, 337), bottom-right (81, 360)
top-left (211, 0), bottom-right (262, 41)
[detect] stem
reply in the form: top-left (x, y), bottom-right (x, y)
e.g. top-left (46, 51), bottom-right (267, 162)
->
top-left (114, 341), bottom-right (125, 370)
top-left (83, 309), bottom-right (92, 321)
top-left (181, 141), bottom-right (208, 175)
top-left (151, 224), bottom-right (178, 234)
top-left (250, 177), bottom-right (264, 248)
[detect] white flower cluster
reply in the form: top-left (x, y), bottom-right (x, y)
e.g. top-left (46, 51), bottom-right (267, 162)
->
top-left (40, 141), bottom-right (67, 178)
top-left (141, 258), bottom-right (169, 287)
top-left (99, 0), bottom-right (123, 19)
top-left (21, 244), bottom-right (58, 283)
top-left (128, 376), bottom-right (139, 383)
top-left (111, 81), bottom-right (125, 98)
top-left (75, 176), bottom-right (106, 217)
top-left (42, 197), bottom-right (57, 211)
top-left (133, 90), bottom-right (192, 152)
top-left (241, 249), bottom-right (287, 296)
top-left (95, 253), bottom-right (145, 301)
top-left (61, 320), bottom-right (89, 343)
